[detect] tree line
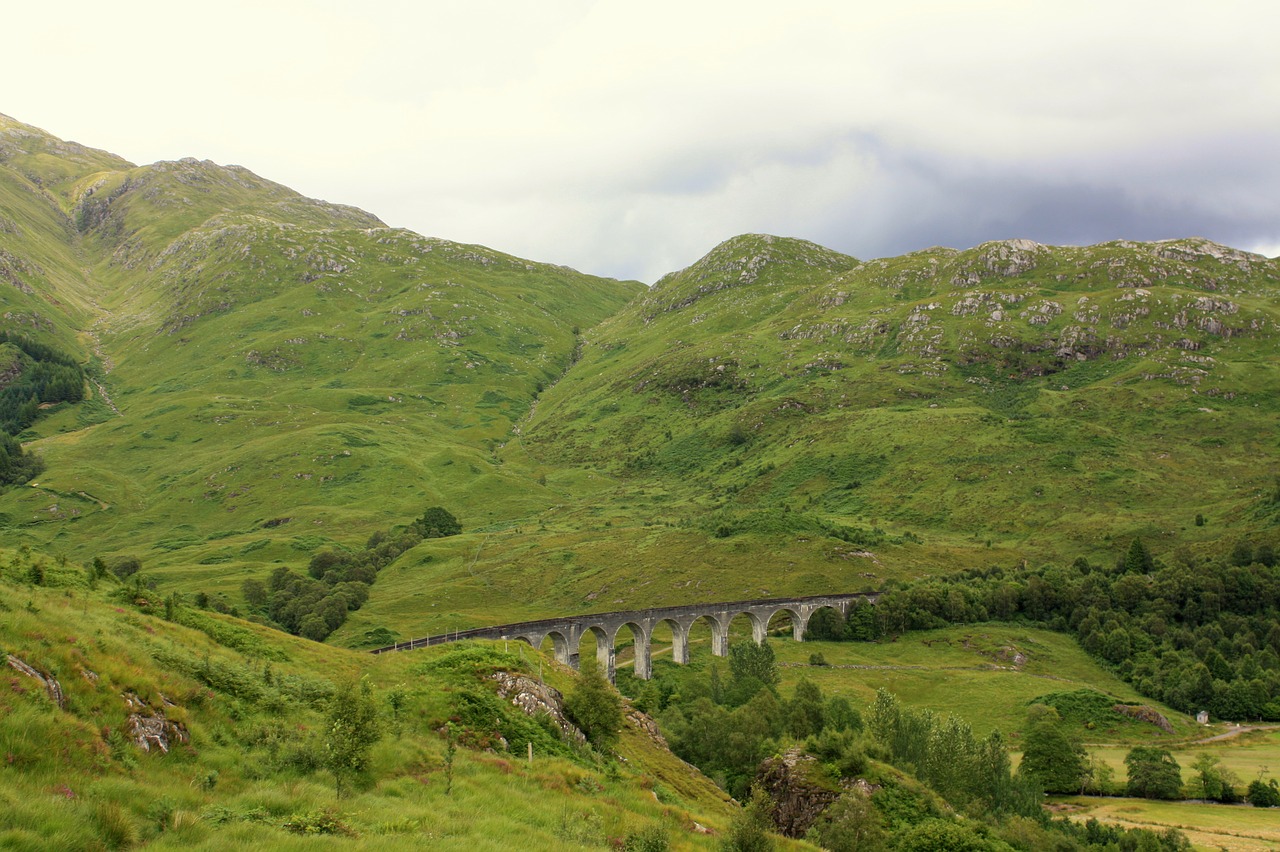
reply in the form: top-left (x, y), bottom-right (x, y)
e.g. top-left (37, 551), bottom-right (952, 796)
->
top-left (0, 332), bottom-right (86, 486)
top-left (618, 641), bottom-right (1197, 851)
top-left (806, 539), bottom-right (1280, 721)
top-left (192, 507), bottom-right (462, 642)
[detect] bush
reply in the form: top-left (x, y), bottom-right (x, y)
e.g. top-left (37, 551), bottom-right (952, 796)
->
top-left (110, 556), bottom-right (142, 579)
top-left (720, 786), bottom-right (775, 851)
top-left (565, 655), bottom-right (623, 748)
top-left (1247, 779), bottom-right (1280, 807)
top-left (282, 808), bottom-right (357, 836)
top-left (414, 506), bottom-right (461, 539)
top-left (623, 824), bottom-right (670, 851)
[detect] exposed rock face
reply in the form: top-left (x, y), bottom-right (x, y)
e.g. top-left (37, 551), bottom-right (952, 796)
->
top-left (755, 747), bottom-right (841, 838)
top-left (1113, 704), bottom-right (1174, 733)
top-left (489, 671), bottom-right (587, 745)
top-left (6, 654), bottom-right (65, 709)
top-left (625, 708), bottom-right (668, 748)
top-left (123, 692), bottom-right (189, 753)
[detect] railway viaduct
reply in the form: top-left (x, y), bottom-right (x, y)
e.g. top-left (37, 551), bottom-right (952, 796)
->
top-left (370, 591), bottom-right (879, 681)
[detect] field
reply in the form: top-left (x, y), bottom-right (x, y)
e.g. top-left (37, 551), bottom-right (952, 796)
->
top-left (1054, 797), bottom-right (1280, 852)
top-left (1086, 728), bottom-right (1280, 789)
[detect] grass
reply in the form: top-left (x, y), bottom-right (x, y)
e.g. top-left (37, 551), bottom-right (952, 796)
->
top-left (1054, 796), bottom-right (1280, 852)
top-left (1085, 728), bottom-right (1280, 789)
top-left (3, 117), bottom-right (1279, 652)
top-left (756, 624), bottom-right (1196, 741)
top-left (0, 549), bottom-right (740, 850)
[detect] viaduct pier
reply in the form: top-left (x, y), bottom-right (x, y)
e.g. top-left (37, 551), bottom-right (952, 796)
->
top-left (371, 592), bottom-right (879, 681)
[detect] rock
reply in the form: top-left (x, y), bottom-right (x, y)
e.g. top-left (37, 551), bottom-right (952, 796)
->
top-left (626, 708), bottom-right (668, 748)
top-left (1112, 704), bottom-right (1174, 733)
top-left (755, 747), bottom-right (841, 838)
top-left (122, 692), bottom-right (189, 753)
top-left (6, 654), bottom-right (65, 709)
top-left (489, 671), bottom-right (587, 745)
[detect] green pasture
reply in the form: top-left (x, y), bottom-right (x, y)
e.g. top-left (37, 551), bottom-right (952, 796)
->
top-left (1056, 796), bottom-right (1280, 852)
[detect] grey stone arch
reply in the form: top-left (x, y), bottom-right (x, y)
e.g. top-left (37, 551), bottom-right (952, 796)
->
top-left (654, 616), bottom-right (691, 665)
top-left (612, 620), bottom-right (652, 680)
top-left (676, 612), bottom-right (730, 659)
top-left (764, 605), bottom-right (808, 641)
top-left (578, 623), bottom-right (614, 681)
top-left (541, 629), bottom-right (573, 665)
top-left (800, 603), bottom-right (845, 640)
top-left (728, 607), bottom-right (771, 645)
top-left (510, 627), bottom-right (573, 667)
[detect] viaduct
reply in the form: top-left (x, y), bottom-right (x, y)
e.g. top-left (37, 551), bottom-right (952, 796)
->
top-left (370, 592), bottom-right (879, 681)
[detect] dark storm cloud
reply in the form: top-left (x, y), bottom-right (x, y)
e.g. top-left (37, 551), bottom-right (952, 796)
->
top-left (801, 130), bottom-right (1280, 262)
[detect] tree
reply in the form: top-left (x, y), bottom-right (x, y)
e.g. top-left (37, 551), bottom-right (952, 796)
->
top-left (720, 785), bottom-right (775, 852)
top-left (242, 578), bottom-right (267, 610)
top-left (565, 654), bottom-right (622, 749)
top-left (324, 678), bottom-right (382, 797)
top-left (825, 696), bottom-right (863, 733)
top-left (1019, 706), bottom-right (1087, 793)
top-left (728, 639), bottom-right (779, 691)
top-left (1190, 753), bottom-right (1239, 802)
top-left (1247, 778), bottom-right (1280, 807)
top-left (804, 608), bottom-right (843, 641)
top-left (786, 678), bottom-right (825, 739)
top-left (414, 506), bottom-right (461, 539)
top-left (845, 601), bottom-right (879, 640)
top-left (1124, 538), bottom-right (1154, 574)
top-left (1124, 747), bottom-right (1183, 800)
top-left (805, 792), bottom-right (885, 852)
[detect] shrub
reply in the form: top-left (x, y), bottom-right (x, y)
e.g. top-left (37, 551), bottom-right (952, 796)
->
top-left (282, 808), bottom-right (357, 836)
top-left (623, 823), bottom-right (671, 852)
top-left (414, 506), bottom-right (461, 539)
top-left (565, 655), bottom-right (623, 748)
top-left (1247, 779), bottom-right (1280, 807)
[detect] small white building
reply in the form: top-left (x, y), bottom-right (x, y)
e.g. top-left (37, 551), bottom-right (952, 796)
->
top-left (1196, 710), bottom-right (1210, 725)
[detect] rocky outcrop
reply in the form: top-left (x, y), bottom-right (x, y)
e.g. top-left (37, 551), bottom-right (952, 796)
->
top-left (625, 708), bottom-right (668, 749)
top-left (489, 671), bottom-right (587, 745)
top-left (123, 692), bottom-right (189, 753)
top-left (755, 747), bottom-right (842, 838)
top-left (6, 654), bottom-right (65, 709)
top-left (1113, 704), bottom-right (1174, 733)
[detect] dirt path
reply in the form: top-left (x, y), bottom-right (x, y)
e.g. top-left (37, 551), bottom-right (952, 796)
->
top-left (82, 298), bottom-right (123, 417)
top-left (1183, 723), bottom-right (1280, 746)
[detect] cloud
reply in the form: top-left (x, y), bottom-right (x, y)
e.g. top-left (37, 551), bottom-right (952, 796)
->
top-left (3, 0), bottom-right (1279, 280)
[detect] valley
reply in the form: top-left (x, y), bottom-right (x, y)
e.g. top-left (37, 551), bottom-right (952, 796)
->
top-left (2, 111), bottom-right (1279, 849)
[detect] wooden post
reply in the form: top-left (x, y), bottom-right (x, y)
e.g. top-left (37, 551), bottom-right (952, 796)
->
top-left (527, 742), bottom-right (533, 768)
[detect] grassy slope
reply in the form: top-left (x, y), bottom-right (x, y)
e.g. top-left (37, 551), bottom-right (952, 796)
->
top-left (6, 114), bottom-right (1279, 638)
top-left (514, 233), bottom-right (1280, 577)
top-left (347, 233), bottom-right (1280, 642)
top-left (0, 115), bottom-right (643, 592)
top-left (0, 548), bottom-right (744, 850)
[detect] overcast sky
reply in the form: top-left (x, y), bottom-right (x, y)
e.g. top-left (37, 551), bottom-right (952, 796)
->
top-left (5, 1), bottom-right (1279, 282)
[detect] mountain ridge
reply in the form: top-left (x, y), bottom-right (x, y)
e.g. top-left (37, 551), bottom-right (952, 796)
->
top-left (0, 114), bottom-right (1275, 640)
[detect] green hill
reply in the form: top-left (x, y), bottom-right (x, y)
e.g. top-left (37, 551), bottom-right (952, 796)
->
top-left (0, 113), bottom-right (642, 581)
top-left (3, 112), bottom-right (1278, 634)
top-left (2, 113), bottom-right (1277, 850)
top-left (519, 232), bottom-right (1280, 575)
top-left (0, 547), bottom-right (736, 850)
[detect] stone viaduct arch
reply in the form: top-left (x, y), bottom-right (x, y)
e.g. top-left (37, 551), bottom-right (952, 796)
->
top-left (371, 592), bottom-right (879, 682)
